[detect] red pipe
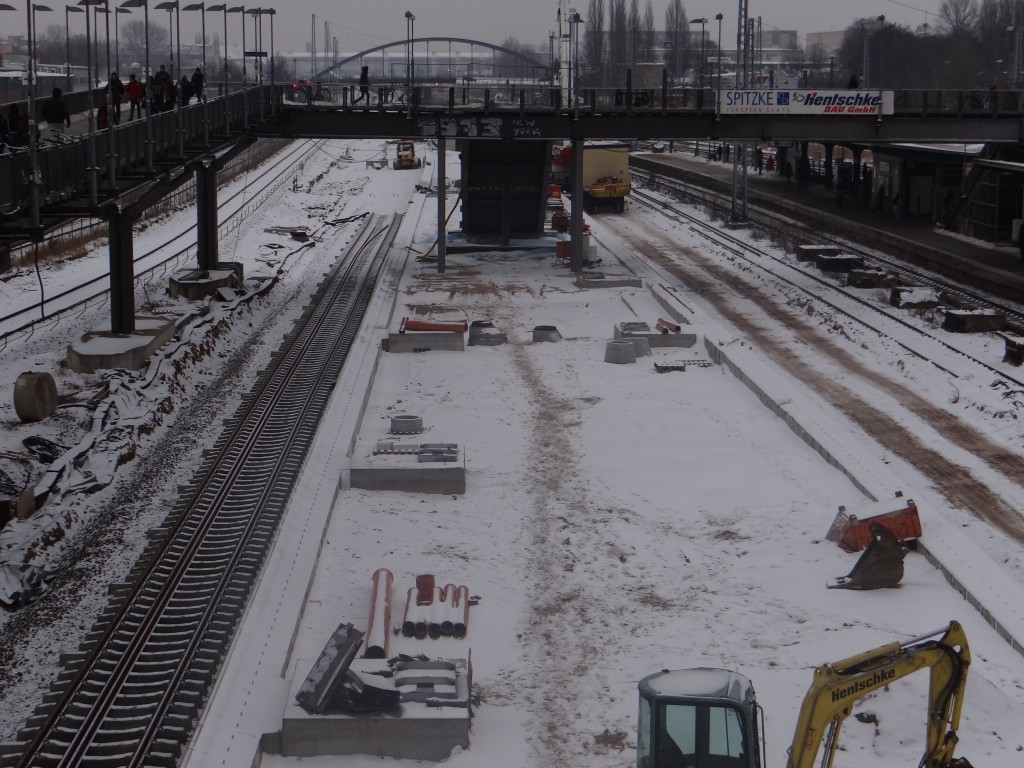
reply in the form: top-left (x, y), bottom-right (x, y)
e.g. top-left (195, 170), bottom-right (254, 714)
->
top-left (656, 318), bottom-right (682, 333)
top-left (401, 318), bottom-right (468, 333)
top-left (365, 568), bottom-right (393, 658)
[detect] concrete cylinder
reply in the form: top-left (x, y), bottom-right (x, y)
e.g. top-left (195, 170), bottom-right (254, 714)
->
top-left (391, 414), bottom-right (423, 434)
top-left (13, 372), bottom-right (58, 423)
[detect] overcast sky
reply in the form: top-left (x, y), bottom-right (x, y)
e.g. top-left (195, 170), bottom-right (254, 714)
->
top-left (260, 0), bottom-right (942, 54)
top-left (23, 0), bottom-right (943, 59)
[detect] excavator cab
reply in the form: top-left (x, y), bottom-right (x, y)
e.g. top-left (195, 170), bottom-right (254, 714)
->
top-left (637, 668), bottom-right (762, 768)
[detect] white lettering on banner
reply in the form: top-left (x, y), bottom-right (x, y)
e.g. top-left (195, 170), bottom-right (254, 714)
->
top-left (720, 90), bottom-right (894, 116)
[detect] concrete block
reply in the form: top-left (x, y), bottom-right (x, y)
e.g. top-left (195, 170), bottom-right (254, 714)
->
top-left (384, 332), bottom-right (465, 353)
top-left (280, 658), bottom-right (471, 761)
top-left (577, 273), bottom-right (643, 288)
top-left (942, 309), bottom-right (1006, 333)
top-left (795, 244), bottom-right (842, 261)
top-left (815, 254), bottom-right (864, 272)
top-left (350, 444), bottom-right (466, 495)
top-left (169, 268), bottom-right (238, 300)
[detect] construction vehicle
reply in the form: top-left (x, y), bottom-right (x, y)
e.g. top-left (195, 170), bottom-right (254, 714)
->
top-left (549, 142), bottom-right (631, 212)
top-left (392, 141), bottom-right (422, 170)
top-left (637, 620), bottom-right (973, 768)
top-left (581, 141), bottom-right (631, 213)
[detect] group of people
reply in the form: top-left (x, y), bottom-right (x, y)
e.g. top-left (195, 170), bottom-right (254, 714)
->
top-left (1, 65), bottom-right (208, 152)
top-left (92, 65), bottom-right (206, 128)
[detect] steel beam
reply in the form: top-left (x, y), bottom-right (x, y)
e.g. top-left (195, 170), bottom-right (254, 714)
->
top-left (107, 205), bottom-right (136, 334)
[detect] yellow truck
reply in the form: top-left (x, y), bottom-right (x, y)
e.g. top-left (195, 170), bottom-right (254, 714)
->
top-left (581, 141), bottom-right (631, 213)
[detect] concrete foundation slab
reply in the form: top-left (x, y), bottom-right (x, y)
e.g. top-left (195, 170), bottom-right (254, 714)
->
top-left (576, 273), bottom-right (643, 288)
top-left (383, 332), bottom-right (466, 353)
top-left (614, 324), bottom-right (699, 348)
top-left (66, 315), bottom-right (179, 374)
top-left (350, 444), bottom-right (466, 494)
top-left (279, 657), bottom-right (471, 761)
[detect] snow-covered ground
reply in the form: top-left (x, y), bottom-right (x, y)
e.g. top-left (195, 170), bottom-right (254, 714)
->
top-left (2, 141), bottom-right (1024, 768)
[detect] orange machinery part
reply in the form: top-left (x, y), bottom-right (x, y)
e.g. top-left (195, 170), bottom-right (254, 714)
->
top-left (838, 501), bottom-right (922, 552)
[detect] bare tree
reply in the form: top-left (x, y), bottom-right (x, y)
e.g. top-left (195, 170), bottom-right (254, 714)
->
top-left (664, 0), bottom-right (687, 83)
top-left (584, 0), bottom-right (606, 84)
top-left (642, 0), bottom-right (655, 62)
top-left (628, 0), bottom-right (640, 68)
top-left (119, 18), bottom-right (170, 67)
top-left (609, 0), bottom-right (627, 83)
top-left (938, 0), bottom-right (981, 35)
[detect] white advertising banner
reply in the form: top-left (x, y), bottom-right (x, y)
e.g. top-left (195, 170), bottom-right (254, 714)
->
top-left (721, 90), bottom-right (895, 116)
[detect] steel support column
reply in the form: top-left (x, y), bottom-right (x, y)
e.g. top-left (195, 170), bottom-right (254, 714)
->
top-left (436, 136), bottom-right (446, 274)
top-left (107, 205), bottom-right (136, 333)
top-left (570, 136), bottom-right (584, 274)
top-left (196, 160), bottom-right (219, 270)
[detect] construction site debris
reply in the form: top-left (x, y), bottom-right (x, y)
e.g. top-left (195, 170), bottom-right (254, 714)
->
top-left (826, 493), bottom-right (922, 552)
top-left (828, 523), bottom-right (907, 590)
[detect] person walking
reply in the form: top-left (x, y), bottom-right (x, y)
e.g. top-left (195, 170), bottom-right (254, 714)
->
top-left (892, 193), bottom-right (902, 225)
top-left (40, 87), bottom-right (72, 140)
top-left (153, 64), bottom-right (174, 113)
top-left (108, 72), bottom-right (125, 125)
top-left (356, 65), bottom-right (371, 106)
top-left (126, 73), bottom-right (144, 120)
top-left (0, 106), bottom-right (9, 153)
top-left (179, 75), bottom-right (194, 106)
top-left (876, 183), bottom-right (887, 214)
top-left (191, 67), bottom-right (205, 102)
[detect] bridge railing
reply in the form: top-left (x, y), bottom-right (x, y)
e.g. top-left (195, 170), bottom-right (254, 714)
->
top-left (1, 86), bottom-right (272, 221)
top-left (278, 82), bottom-right (1024, 118)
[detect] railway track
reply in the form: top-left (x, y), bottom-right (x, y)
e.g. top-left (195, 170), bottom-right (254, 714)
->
top-left (4, 212), bottom-right (401, 768)
top-left (631, 153), bottom-right (1024, 307)
top-left (0, 138), bottom-right (322, 344)
top-left (628, 185), bottom-right (1024, 390)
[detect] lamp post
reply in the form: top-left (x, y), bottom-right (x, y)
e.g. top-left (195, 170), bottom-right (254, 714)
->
top-left (114, 5), bottom-right (128, 71)
top-left (31, 4), bottom-right (53, 99)
top-left (206, 3), bottom-right (230, 132)
top-left (714, 12), bottom-right (722, 112)
top-left (405, 10), bottom-right (414, 93)
top-left (225, 4), bottom-right (246, 128)
top-left (244, 7), bottom-right (273, 113)
top-left (183, 2), bottom-right (207, 143)
top-left (120, 0), bottom-right (152, 170)
top-left (78, 0), bottom-right (104, 205)
top-left (690, 17), bottom-right (707, 92)
top-left (65, 4), bottom-right (83, 92)
top-left (244, 7), bottom-right (263, 118)
top-left (862, 14), bottom-right (884, 88)
top-left (155, 0), bottom-right (182, 156)
top-left (830, 55), bottom-right (834, 87)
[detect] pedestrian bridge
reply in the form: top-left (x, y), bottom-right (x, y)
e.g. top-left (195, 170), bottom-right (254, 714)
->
top-left (3, 82), bottom-right (1023, 265)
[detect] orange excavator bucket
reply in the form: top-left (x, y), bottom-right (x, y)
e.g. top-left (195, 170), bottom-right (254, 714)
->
top-left (828, 523), bottom-right (907, 590)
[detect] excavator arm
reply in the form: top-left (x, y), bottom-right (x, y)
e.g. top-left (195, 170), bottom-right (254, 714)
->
top-left (785, 621), bottom-right (970, 768)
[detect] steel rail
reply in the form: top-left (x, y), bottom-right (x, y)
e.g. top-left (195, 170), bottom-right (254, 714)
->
top-left (12, 213), bottom-right (401, 768)
top-left (0, 139), bottom-right (319, 344)
top-left (630, 174), bottom-right (1024, 391)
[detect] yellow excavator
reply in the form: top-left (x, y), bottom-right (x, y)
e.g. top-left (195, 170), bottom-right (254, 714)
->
top-left (637, 621), bottom-right (973, 768)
